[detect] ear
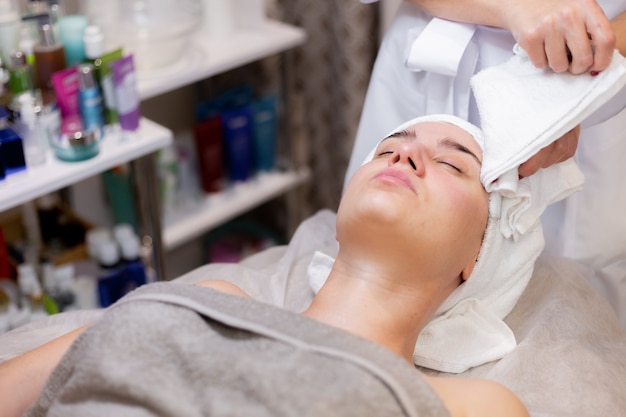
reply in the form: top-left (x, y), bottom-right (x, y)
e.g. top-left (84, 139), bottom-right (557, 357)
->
top-left (460, 257), bottom-right (478, 282)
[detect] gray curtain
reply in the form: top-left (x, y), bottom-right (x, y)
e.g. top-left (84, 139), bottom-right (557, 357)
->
top-left (271, 1), bottom-right (379, 219)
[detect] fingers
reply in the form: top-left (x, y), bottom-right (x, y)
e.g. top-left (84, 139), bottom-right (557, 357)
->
top-left (511, 0), bottom-right (615, 74)
top-left (586, 16), bottom-right (616, 72)
top-left (518, 126), bottom-right (580, 178)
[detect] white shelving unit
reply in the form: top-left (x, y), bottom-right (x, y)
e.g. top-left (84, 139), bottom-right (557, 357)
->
top-left (0, 119), bottom-right (172, 213)
top-left (163, 169), bottom-right (310, 250)
top-left (137, 20), bottom-right (308, 251)
top-left (137, 21), bottom-right (306, 100)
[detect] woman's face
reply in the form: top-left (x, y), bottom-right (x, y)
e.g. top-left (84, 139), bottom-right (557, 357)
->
top-left (337, 121), bottom-right (489, 285)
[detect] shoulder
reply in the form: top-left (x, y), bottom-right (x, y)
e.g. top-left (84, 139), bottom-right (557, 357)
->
top-left (423, 375), bottom-right (529, 417)
top-left (195, 280), bottom-right (251, 298)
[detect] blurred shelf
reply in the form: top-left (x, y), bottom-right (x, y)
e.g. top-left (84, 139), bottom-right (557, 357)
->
top-left (137, 20), bottom-right (307, 100)
top-left (0, 119), bottom-right (173, 213)
top-left (162, 168), bottom-right (310, 250)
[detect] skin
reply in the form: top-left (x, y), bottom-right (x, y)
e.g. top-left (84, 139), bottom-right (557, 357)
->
top-left (0, 122), bottom-right (527, 417)
top-left (407, 0), bottom-right (626, 177)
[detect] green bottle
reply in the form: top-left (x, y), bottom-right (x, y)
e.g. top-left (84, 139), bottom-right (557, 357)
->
top-left (8, 51), bottom-right (33, 96)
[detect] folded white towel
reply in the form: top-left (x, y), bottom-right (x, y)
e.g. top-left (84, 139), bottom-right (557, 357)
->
top-left (472, 47), bottom-right (626, 193)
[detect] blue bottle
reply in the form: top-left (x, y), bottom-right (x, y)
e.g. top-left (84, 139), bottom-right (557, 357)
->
top-left (0, 105), bottom-right (27, 176)
top-left (78, 63), bottom-right (104, 139)
top-left (118, 233), bottom-right (148, 287)
top-left (96, 239), bottom-right (126, 308)
top-left (222, 106), bottom-right (254, 182)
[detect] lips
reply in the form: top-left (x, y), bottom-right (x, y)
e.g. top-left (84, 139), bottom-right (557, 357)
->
top-left (374, 168), bottom-right (416, 193)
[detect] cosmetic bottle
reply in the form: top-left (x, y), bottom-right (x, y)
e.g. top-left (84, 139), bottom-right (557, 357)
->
top-left (96, 238), bottom-right (125, 308)
top-left (33, 17), bottom-right (67, 105)
top-left (13, 92), bottom-right (47, 167)
top-left (102, 165), bottom-right (139, 229)
top-left (58, 14), bottom-right (88, 66)
top-left (252, 95), bottom-right (278, 172)
top-left (97, 48), bottom-right (122, 126)
top-left (118, 231), bottom-right (147, 291)
top-left (78, 63), bottom-right (104, 138)
top-left (194, 116), bottom-right (224, 192)
top-left (8, 51), bottom-right (34, 98)
top-left (111, 55), bottom-right (140, 134)
top-left (51, 127), bottom-right (98, 162)
top-left (83, 25), bottom-right (104, 62)
top-left (222, 106), bottom-right (254, 182)
top-left (50, 66), bottom-right (82, 135)
top-left (0, 0), bottom-right (20, 65)
top-left (0, 104), bottom-right (26, 176)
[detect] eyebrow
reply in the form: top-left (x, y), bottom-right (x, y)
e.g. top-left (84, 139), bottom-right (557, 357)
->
top-left (384, 130), bottom-right (482, 166)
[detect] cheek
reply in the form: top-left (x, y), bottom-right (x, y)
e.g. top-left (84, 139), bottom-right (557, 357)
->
top-left (437, 180), bottom-right (488, 235)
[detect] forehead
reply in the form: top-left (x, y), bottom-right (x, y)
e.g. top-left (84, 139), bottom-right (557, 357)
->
top-left (381, 121), bottom-right (483, 156)
top-left (415, 121), bottom-right (477, 145)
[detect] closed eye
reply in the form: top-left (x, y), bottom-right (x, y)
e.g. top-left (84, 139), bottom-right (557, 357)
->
top-left (438, 160), bottom-right (462, 173)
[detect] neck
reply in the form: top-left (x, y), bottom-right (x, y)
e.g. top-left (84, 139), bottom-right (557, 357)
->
top-left (302, 254), bottom-right (436, 363)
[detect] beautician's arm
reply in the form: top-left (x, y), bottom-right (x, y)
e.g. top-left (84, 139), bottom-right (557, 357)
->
top-left (0, 325), bottom-right (88, 417)
top-left (407, 0), bottom-right (616, 74)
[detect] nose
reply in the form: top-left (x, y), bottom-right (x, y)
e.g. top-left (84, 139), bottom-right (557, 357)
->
top-left (388, 142), bottom-right (425, 176)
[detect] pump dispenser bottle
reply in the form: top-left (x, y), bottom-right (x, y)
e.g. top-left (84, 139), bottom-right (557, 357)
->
top-left (33, 18), bottom-right (66, 105)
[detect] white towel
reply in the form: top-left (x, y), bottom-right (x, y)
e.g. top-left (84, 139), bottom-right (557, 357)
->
top-left (473, 47), bottom-right (626, 193)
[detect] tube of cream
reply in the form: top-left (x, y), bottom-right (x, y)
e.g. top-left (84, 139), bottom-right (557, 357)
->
top-left (95, 47), bottom-right (123, 126)
top-left (111, 54), bottom-right (140, 134)
top-left (51, 66), bottom-right (83, 135)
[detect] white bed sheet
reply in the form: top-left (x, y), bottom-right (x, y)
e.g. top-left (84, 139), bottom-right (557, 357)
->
top-left (1, 210), bottom-right (625, 416)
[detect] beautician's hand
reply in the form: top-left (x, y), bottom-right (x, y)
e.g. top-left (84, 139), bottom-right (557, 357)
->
top-left (518, 125), bottom-right (580, 177)
top-left (504, 0), bottom-right (615, 74)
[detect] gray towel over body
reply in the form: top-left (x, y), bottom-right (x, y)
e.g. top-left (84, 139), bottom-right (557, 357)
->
top-left (26, 282), bottom-right (450, 417)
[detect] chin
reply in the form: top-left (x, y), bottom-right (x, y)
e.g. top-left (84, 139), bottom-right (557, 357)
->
top-left (354, 192), bottom-right (406, 225)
